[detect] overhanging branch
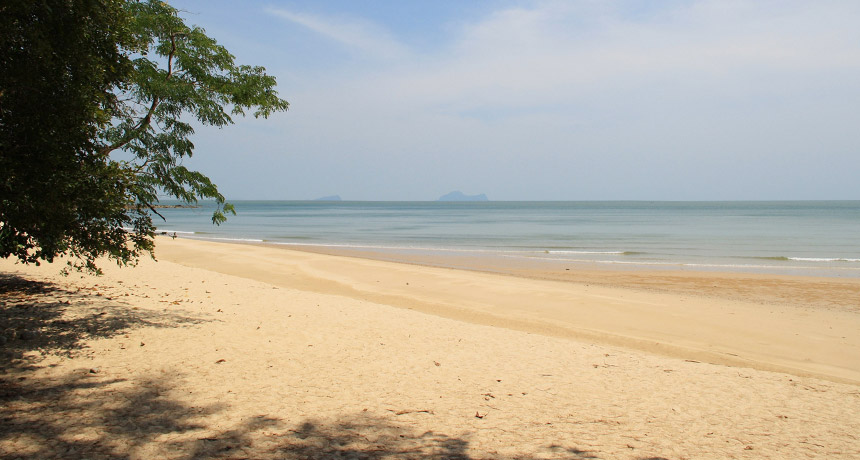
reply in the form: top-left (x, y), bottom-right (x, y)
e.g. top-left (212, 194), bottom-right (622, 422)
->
top-left (99, 32), bottom-right (179, 157)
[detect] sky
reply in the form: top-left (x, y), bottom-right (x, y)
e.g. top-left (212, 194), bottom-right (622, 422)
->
top-left (168, 0), bottom-right (860, 201)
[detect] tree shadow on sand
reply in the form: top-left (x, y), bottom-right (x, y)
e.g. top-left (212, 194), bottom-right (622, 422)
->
top-left (264, 416), bottom-right (607, 460)
top-left (1, 367), bottom-right (609, 460)
top-left (0, 273), bottom-right (207, 367)
top-left (0, 273), bottom-right (670, 459)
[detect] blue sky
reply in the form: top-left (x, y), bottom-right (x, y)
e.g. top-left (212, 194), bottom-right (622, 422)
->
top-left (169, 0), bottom-right (860, 201)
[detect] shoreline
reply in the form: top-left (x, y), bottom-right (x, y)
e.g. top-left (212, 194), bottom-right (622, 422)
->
top-left (259, 240), bottom-right (860, 312)
top-left (152, 199), bottom-right (860, 280)
top-left (172, 233), bottom-right (860, 280)
top-left (157, 237), bottom-right (860, 384)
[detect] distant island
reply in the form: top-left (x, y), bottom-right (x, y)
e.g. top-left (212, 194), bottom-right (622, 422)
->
top-left (437, 191), bottom-right (489, 202)
top-left (314, 195), bottom-right (342, 201)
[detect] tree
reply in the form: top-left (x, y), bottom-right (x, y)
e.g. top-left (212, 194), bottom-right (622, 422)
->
top-left (0, 0), bottom-right (288, 273)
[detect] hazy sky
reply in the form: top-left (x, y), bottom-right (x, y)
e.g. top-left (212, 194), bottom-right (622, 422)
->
top-left (168, 0), bottom-right (860, 201)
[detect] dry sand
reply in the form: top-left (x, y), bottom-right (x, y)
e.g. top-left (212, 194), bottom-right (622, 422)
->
top-left (1, 237), bottom-right (858, 459)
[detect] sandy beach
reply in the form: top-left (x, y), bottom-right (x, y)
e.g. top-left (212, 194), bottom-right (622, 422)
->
top-left (1, 237), bottom-right (859, 459)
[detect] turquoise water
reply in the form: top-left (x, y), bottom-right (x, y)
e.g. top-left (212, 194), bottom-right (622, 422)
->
top-left (153, 201), bottom-right (860, 277)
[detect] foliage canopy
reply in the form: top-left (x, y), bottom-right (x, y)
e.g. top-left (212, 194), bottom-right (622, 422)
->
top-left (0, 0), bottom-right (289, 273)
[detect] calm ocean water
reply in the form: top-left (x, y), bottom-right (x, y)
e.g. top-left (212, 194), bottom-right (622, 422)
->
top-left (153, 201), bottom-right (860, 277)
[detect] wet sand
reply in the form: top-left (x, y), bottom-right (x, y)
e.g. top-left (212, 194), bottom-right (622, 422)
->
top-left (282, 243), bottom-right (860, 312)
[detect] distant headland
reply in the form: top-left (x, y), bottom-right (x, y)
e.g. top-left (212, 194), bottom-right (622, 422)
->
top-left (437, 191), bottom-right (489, 202)
top-left (314, 195), bottom-right (342, 201)
top-left (149, 204), bottom-right (200, 209)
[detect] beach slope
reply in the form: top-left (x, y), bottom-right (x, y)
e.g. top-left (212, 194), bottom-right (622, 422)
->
top-left (158, 238), bottom-right (860, 384)
top-left (1, 237), bottom-right (858, 459)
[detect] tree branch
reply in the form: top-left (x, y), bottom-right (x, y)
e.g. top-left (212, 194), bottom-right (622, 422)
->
top-left (133, 157), bottom-right (155, 174)
top-left (145, 202), bottom-right (166, 221)
top-left (99, 33), bottom-right (179, 157)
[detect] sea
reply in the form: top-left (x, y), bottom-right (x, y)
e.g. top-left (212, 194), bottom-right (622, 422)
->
top-left (152, 200), bottom-right (860, 278)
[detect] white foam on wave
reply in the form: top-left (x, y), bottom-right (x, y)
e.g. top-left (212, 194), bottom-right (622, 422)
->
top-left (185, 235), bottom-right (263, 243)
top-left (212, 237), bottom-right (264, 242)
top-left (788, 257), bottom-right (860, 262)
top-left (157, 229), bottom-right (196, 235)
top-left (270, 241), bottom-right (536, 255)
top-left (272, 242), bottom-right (635, 257)
top-left (547, 250), bottom-right (626, 255)
top-left (501, 254), bottom-right (860, 272)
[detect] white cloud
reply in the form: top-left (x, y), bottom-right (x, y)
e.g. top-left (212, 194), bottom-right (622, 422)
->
top-left (221, 0), bottom-right (860, 199)
top-left (283, 0), bottom-right (860, 135)
top-left (266, 7), bottom-right (408, 60)
top-left (388, 0), bottom-right (860, 113)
